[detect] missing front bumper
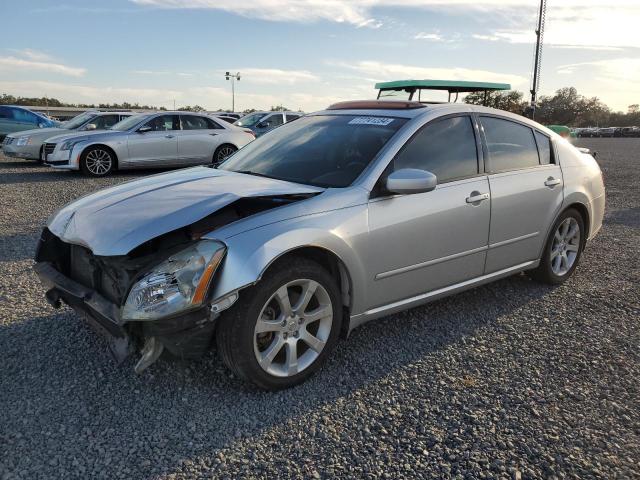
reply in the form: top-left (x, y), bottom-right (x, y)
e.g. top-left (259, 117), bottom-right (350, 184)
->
top-left (34, 261), bottom-right (217, 369)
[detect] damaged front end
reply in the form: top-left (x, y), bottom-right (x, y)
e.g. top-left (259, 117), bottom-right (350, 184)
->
top-left (34, 190), bottom-right (316, 373)
top-left (34, 229), bottom-right (227, 372)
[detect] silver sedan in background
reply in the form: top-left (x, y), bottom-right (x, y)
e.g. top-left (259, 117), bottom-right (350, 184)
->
top-left (35, 101), bottom-right (605, 389)
top-left (2, 111), bottom-right (133, 161)
top-left (43, 112), bottom-right (256, 176)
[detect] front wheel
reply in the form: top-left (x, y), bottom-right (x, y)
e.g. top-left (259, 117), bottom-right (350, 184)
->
top-left (529, 208), bottom-right (585, 284)
top-left (80, 146), bottom-right (115, 176)
top-left (216, 258), bottom-right (342, 390)
top-left (212, 144), bottom-right (237, 167)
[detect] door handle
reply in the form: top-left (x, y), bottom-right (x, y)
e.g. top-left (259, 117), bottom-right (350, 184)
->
top-left (544, 177), bottom-right (561, 187)
top-left (466, 192), bottom-right (490, 204)
top-left (165, 134), bottom-right (175, 139)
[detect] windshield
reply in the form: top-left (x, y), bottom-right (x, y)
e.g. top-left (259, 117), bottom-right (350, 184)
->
top-left (64, 112), bottom-right (96, 130)
top-left (109, 114), bottom-right (149, 131)
top-left (234, 113), bottom-right (267, 127)
top-left (220, 114), bottom-right (407, 187)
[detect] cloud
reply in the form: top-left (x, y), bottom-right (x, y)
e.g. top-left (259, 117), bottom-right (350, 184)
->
top-left (414, 32), bottom-right (443, 41)
top-left (335, 60), bottom-right (528, 88)
top-left (0, 56), bottom-right (86, 77)
top-left (235, 68), bottom-right (319, 85)
top-left (132, 70), bottom-right (194, 76)
top-left (8, 48), bottom-right (55, 62)
top-left (128, 0), bottom-right (640, 48)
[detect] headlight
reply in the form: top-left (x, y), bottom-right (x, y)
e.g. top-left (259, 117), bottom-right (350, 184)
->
top-left (121, 240), bottom-right (226, 321)
top-left (60, 138), bottom-right (85, 151)
top-left (16, 136), bottom-right (32, 146)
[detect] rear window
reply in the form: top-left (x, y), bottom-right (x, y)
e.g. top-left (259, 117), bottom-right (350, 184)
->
top-left (481, 117), bottom-right (540, 172)
top-left (534, 131), bottom-right (554, 165)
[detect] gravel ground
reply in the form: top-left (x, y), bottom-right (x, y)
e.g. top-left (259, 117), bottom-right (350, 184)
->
top-left (0, 139), bottom-right (638, 479)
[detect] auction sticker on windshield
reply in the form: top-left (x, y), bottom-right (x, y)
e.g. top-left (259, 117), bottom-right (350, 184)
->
top-left (348, 117), bottom-right (395, 126)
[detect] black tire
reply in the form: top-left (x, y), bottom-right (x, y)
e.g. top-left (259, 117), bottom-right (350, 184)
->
top-left (216, 257), bottom-right (342, 390)
top-left (212, 144), bottom-right (237, 167)
top-left (529, 208), bottom-right (585, 285)
top-left (80, 146), bottom-right (115, 177)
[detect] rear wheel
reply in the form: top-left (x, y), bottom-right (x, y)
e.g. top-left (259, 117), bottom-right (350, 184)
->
top-left (529, 208), bottom-right (585, 284)
top-left (80, 146), bottom-right (115, 176)
top-left (212, 144), bottom-right (237, 167)
top-left (216, 257), bottom-right (342, 390)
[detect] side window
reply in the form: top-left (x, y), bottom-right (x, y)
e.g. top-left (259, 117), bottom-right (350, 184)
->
top-left (534, 131), bottom-right (554, 165)
top-left (394, 115), bottom-right (479, 183)
top-left (92, 115), bottom-right (120, 129)
top-left (12, 108), bottom-right (39, 124)
top-left (181, 115), bottom-right (211, 130)
top-left (266, 113), bottom-right (284, 127)
top-left (481, 117), bottom-right (540, 172)
top-left (285, 114), bottom-right (301, 122)
top-left (0, 107), bottom-right (11, 119)
top-left (144, 115), bottom-right (179, 131)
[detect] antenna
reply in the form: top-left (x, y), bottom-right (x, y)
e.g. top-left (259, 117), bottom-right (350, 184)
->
top-left (529, 0), bottom-right (547, 119)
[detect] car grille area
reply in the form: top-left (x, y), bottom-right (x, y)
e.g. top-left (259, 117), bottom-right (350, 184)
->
top-left (44, 143), bottom-right (56, 156)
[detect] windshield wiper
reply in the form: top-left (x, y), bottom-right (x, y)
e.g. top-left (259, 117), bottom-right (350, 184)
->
top-left (233, 170), bottom-right (279, 180)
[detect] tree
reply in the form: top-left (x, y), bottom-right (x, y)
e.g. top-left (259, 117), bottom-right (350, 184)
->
top-left (629, 104), bottom-right (639, 114)
top-left (464, 90), bottom-right (527, 114)
top-left (270, 105), bottom-right (290, 111)
top-left (177, 105), bottom-right (205, 112)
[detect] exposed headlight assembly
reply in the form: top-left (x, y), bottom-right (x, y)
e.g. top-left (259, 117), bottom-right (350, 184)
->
top-left (16, 136), bottom-right (32, 146)
top-left (122, 240), bottom-right (226, 321)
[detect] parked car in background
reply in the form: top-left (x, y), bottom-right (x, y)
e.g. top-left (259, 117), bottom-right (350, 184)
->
top-left (597, 127), bottom-right (615, 138)
top-left (34, 100), bottom-right (604, 389)
top-left (2, 111), bottom-right (133, 161)
top-left (42, 112), bottom-right (255, 176)
top-left (0, 105), bottom-right (60, 142)
top-left (234, 111), bottom-right (303, 137)
top-left (214, 112), bottom-right (242, 120)
top-left (615, 126), bottom-right (640, 137)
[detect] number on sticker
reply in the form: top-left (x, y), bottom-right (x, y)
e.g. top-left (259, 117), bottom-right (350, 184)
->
top-left (348, 117), bottom-right (395, 126)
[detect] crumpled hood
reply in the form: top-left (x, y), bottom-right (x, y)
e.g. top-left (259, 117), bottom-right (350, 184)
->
top-left (47, 167), bottom-right (323, 256)
top-left (7, 127), bottom-right (67, 139)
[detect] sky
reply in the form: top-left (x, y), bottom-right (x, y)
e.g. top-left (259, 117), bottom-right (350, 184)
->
top-left (0, 0), bottom-right (639, 112)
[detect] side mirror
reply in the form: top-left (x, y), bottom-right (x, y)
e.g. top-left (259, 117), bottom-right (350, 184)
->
top-left (85, 123), bottom-right (97, 131)
top-left (137, 125), bottom-right (152, 133)
top-left (38, 122), bottom-right (46, 129)
top-left (257, 121), bottom-right (270, 129)
top-left (386, 168), bottom-right (437, 195)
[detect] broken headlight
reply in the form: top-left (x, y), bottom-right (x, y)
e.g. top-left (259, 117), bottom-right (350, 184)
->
top-left (121, 240), bottom-right (226, 321)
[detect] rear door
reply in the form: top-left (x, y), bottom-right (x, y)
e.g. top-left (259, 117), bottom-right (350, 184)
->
top-left (177, 115), bottom-right (224, 165)
top-left (479, 115), bottom-right (563, 273)
top-left (366, 114), bottom-right (491, 308)
top-left (126, 114), bottom-right (179, 167)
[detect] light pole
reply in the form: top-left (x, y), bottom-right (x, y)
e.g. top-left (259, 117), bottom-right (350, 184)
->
top-left (225, 71), bottom-right (241, 112)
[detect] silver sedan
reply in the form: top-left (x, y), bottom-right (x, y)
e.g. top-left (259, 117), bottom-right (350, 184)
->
top-left (42, 112), bottom-right (255, 176)
top-left (35, 100), bottom-right (605, 389)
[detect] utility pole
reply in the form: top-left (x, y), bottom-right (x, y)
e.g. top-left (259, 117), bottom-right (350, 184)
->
top-left (528, 0), bottom-right (547, 120)
top-left (225, 71), bottom-right (241, 112)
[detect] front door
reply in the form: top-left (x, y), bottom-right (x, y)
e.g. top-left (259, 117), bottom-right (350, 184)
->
top-left (126, 114), bottom-right (179, 167)
top-left (366, 115), bottom-right (491, 309)
top-left (479, 116), bottom-right (564, 273)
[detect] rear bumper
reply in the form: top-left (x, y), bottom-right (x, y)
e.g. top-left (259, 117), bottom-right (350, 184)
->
top-left (34, 261), bottom-right (216, 364)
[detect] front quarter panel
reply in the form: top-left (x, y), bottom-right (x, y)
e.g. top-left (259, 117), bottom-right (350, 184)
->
top-left (208, 204), bottom-right (370, 315)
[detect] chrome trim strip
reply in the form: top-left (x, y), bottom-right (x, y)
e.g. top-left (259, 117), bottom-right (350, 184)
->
top-left (362, 260), bottom-right (537, 319)
top-left (488, 232), bottom-right (539, 249)
top-left (375, 245), bottom-right (488, 280)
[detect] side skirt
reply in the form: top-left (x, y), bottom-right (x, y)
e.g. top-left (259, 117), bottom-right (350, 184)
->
top-left (348, 260), bottom-right (539, 332)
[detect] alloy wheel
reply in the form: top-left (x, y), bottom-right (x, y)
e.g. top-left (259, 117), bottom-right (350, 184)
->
top-left (85, 149), bottom-right (112, 175)
top-left (550, 217), bottom-right (581, 276)
top-left (216, 146), bottom-right (236, 163)
top-left (253, 279), bottom-right (333, 377)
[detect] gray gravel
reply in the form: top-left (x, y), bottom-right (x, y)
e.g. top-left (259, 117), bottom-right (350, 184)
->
top-left (1, 139), bottom-right (639, 479)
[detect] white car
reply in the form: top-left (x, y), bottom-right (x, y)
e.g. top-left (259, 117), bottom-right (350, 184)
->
top-left (43, 112), bottom-right (255, 176)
